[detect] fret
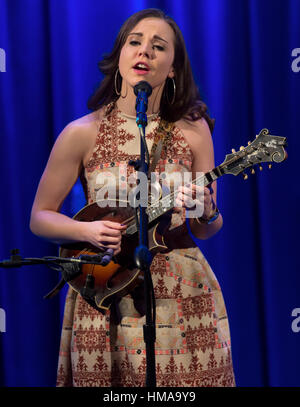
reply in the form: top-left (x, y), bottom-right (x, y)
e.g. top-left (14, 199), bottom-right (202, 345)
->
top-left (126, 165), bottom-right (224, 235)
top-left (118, 131), bottom-right (288, 237)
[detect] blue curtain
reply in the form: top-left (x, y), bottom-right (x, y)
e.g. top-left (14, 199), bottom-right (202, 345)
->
top-left (0, 0), bottom-right (299, 387)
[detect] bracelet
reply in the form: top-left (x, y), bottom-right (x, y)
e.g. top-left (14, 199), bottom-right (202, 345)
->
top-left (195, 207), bottom-right (220, 225)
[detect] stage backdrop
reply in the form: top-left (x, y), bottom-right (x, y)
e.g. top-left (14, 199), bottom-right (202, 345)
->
top-left (0, 0), bottom-right (299, 387)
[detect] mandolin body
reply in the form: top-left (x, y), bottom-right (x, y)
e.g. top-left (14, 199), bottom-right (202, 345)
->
top-left (59, 201), bottom-right (170, 313)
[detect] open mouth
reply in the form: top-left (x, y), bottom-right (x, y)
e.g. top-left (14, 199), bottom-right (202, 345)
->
top-left (133, 63), bottom-right (150, 72)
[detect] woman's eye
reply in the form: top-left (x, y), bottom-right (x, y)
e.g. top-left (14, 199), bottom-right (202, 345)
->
top-left (128, 40), bottom-right (164, 51)
top-left (129, 40), bottom-right (140, 46)
top-left (153, 44), bottom-right (164, 51)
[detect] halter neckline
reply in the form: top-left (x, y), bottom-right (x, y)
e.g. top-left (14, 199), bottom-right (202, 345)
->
top-left (118, 109), bottom-right (159, 121)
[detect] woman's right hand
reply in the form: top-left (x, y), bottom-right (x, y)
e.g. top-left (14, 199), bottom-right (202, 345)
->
top-left (80, 220), bottom-right (127, 255)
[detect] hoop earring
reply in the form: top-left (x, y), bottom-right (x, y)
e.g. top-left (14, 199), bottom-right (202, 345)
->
top-left (166, 77), bottom-right (176, 105)
top-left (114, 68), bottom-right (121, 96)
top-left (121, 81), bottom-right (128, 99)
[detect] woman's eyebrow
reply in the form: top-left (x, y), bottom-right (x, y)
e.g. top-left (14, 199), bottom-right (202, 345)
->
top-left (128, 32), bottom-right (168, 44)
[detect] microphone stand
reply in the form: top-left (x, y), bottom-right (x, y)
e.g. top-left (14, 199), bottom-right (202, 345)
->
top-left (0, 249), bottom-right (113, 269)
top-left (130, 81), bottom-right (156, 387)
top-left (0, 248), bottom-right (114, 302)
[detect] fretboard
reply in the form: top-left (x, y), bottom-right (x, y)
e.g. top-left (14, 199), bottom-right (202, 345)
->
top-left (125, 166), bottom-right (223, 235)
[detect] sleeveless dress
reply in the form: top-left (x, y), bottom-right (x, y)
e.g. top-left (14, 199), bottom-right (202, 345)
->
top-left (56, 103), bottom-right (235, 387)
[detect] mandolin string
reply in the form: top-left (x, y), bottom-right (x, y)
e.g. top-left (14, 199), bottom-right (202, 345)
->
top-left (118, 149), bottom-right (256, 229)
top-left (120, 173), bottom-right (207, 230)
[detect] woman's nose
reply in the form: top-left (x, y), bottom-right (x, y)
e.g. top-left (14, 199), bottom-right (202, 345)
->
top-left (138, 42), bottom-right (153, 59)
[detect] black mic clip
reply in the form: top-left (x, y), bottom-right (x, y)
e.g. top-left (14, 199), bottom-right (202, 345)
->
top-left (128, 159), bottom-right (141, 171)
top-left (80, 274), bottom-right (96, 300)
top-left (61, 261), bottom-right (82, 282)
top-left (78, 248), bottom-right (114, 267)
top-left (0, 248), bottom-right (23, 267)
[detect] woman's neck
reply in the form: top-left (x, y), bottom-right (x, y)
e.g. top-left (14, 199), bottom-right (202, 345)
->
top-left (116, 81), bottom-right (164, 116)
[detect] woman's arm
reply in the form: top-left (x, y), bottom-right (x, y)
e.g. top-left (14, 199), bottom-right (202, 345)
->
top-left (30, 122), bottom-right (89, 243)
top-left (30, 118), bottom-right (126, 252)
top-left (175, 117), bottom-right (223, 240)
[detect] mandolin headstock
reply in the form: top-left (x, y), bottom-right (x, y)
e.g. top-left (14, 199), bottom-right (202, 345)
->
top-left (220, 129), bottom-right (287, 177)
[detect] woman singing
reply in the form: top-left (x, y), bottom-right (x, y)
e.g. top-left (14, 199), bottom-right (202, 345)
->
top-left (30, 8), bottom-right (235, 387)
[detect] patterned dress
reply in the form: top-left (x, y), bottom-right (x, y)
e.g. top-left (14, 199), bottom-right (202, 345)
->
top-left (56, 102), bottom-right (235, 387)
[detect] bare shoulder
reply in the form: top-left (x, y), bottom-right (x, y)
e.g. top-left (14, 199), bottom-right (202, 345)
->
top-left (53, 108), bottom-right (105, 164)
top-left (175, 117), bottom-right (213, 156)
top-left (60, 109), bottom-right (103, 145)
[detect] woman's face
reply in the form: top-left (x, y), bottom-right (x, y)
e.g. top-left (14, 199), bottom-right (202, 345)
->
top-left (119, 18), bottom-right (175, 91)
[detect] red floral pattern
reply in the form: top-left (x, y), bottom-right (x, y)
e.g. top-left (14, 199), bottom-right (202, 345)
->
top-left (56, 103), bottom-right (235, 387)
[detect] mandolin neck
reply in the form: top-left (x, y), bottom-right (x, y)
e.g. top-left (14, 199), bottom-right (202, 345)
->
top-left (125, 166), bottom-right (223, 235)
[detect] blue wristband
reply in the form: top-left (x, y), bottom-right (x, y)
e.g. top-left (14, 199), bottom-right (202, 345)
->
top-left (196, 207), bottom-right (220, 225)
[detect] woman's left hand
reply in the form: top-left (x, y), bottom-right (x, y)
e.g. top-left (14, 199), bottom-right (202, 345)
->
top-left (174, 183), bottom-right (216, 220)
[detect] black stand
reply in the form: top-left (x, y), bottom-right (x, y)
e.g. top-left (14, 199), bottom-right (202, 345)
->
top-left (129, 81), bottom-right (157, 387)
top-left (0, 248), bottom-right (113, 301)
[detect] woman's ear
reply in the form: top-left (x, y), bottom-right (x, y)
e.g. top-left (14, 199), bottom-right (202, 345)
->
top-left (168, 68), bottom-right (175, 78)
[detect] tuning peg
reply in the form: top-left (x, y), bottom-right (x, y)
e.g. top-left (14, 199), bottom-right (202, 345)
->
top-left (259, 165), bottom-right (263, 171)
top-left (240, 146), bottom-right (245, 150)
top-left (268, 164), bottom-right (272, 169)
top-left (243, 173), bottom-right (248, 180)
top-left (251, 168), bottom-right (255, 174)
top-left (231, 148), bottom-right (236, 153)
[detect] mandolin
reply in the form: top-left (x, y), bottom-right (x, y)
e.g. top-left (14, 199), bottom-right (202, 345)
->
top-left (59, 128), bottom-right (287, 313)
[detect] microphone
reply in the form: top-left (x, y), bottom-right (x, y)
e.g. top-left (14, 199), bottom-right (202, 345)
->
top-left (79, 248), bottom-right (114, 300)
top-left (134, 81), bottom-right (152, 127)
top-left (79, 248), bottom-right (114, 266)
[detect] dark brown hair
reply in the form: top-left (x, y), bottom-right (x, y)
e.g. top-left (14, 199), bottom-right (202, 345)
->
top-left (88, 8), bottom-right (214, 132)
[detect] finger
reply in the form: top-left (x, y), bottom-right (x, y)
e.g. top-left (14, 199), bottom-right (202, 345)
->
top-left (176, 191), bottom-right (193, 202)
top-left (175, 192), bottom-right (184, 206)
top-left (102, 221), bottom-right (128, 229)
top-left (175, 195), bottom-right (183, 207)
top-left (99, 235), bottom-right (121, 243)
top-left (176, 191), bottom-right (196, 208)
top-left (191, 184), bottom-right (204, 192)
top-left (173, 207), bottom-right (182, 213)
top-left (183, 184), bottom-right (203, 200)
top-left (101, 230), bottom-right (122, 239)
top-left (177, 185), bottom-right (193, 197)
top-left (207, 184), bottom-right (214, 195)
top-left (99, 242), bottom-right (121, 250)
top-left (204, 186), bottom-right (213, 197)
top-left (113, 241), bottom-right (122, 255)
top-left (190, 184), bottom-right (206, 199)
top-left (193, 184), bottom-right (212, 194)
top-left (114, 246), bottom-right (122, 255)
top-left (183, 186), bottom-right (194, 196)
